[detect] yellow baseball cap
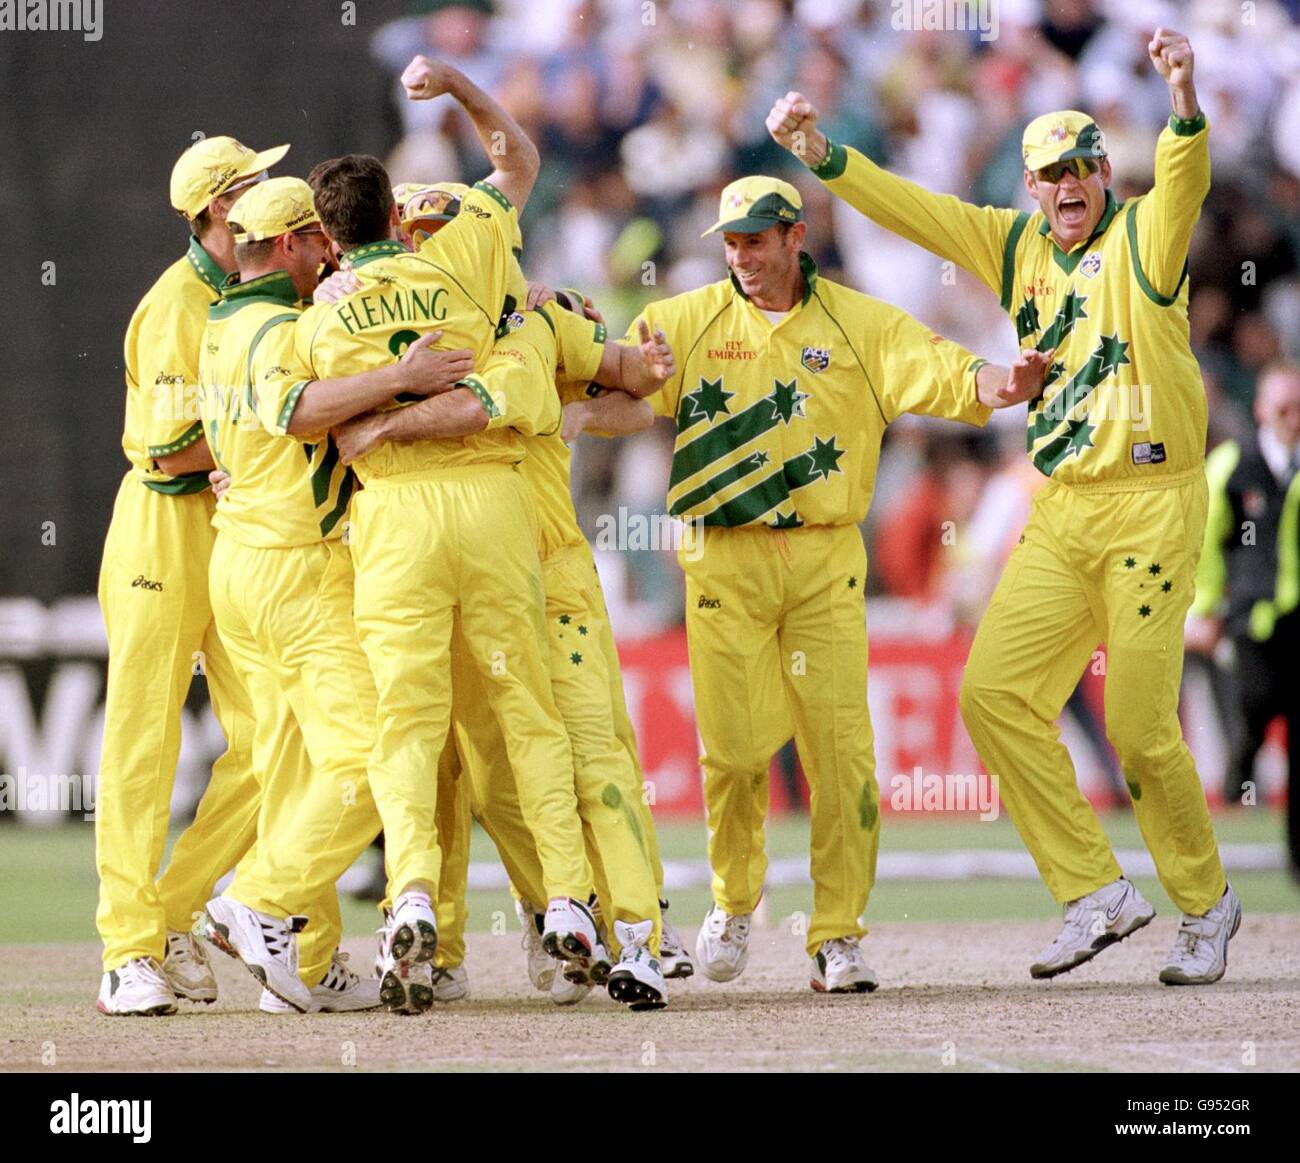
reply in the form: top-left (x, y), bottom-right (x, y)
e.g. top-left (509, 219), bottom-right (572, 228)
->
top-left (702, 175), bottom-right (803, 237)
top-left (1022, 111), bottom-right (1106, 173)
top-left (226, 177), bottom-right (320, 244)
top-left (169, 135), bottom-right (290, 221)
top-left (394, 181), bottom-right (467, 229)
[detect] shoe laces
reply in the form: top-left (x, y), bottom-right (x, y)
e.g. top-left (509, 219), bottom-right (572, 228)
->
top-left (821, 938), bottom-right (859, 969)
top-left (166, 932), bottom-right (208, 967)
top-left (124, 957), bottom-right (168, 986)
top-left (319, 952), bottom-right (358, 992)
top-left (722, 912), bottom-right (750, 944)
top-left (259, 916), bottom-right (298, 962)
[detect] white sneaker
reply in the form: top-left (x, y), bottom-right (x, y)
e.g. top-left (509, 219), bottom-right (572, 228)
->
top-left (96, 957), bottom-right (177, 1016)
top-left (695, 904), bottom-right (751, 982)
top-left (516, 899), bottom-right (554, 991)
top-left (1030, 877), bottom-right (1155, 980)
top-left (377, 891), bottom-right (438, 1014)
top-left (542, 897), bottom-right (610, 984)
top-left (431, 964), bottom-right (470, 1002)
top-left (810, 937), bottom-right (878, 994)
top-left (1159, 884), bottom-right (1242, 986)
top-left (551, 960), bottom-right (594, 1006)
top-left (658, 900), bottom-right (694, 979)
top-left (162, 929), bottom-right (217, 1004)
top-left (202, 896), bottom-right (312, 1012)
top-left (259, 951), bottom-right (381, 1014)
top-left (607, 919), bottom-right (668, 1011)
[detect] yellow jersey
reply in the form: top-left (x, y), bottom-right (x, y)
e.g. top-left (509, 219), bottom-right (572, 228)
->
top-left (809, 114), bottom-right (1212, 488)
top-left (462, 302), bottom-right (607, 560)
top-left (628, 255), bottom-right (990, 528)
top-left (276, 180), bottom-right (546, 484)
top-left (198, 270), bottom-right (354, 548)
top-left (121, 237), bottom-right (226, 494)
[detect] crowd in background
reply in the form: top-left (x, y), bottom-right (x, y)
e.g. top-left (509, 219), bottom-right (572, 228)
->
top-left (369, 0), bottom-right (1300, 637)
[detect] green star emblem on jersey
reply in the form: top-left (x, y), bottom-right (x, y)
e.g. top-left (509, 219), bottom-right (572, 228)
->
top-left (558, 614), bottom-right (571, 626)
top-left (847, 576), bottom-right (858, 589)
top-left (578, 625), bottom-right (588, 636)
top-left (684, 376), bottom-right (734, 424)
top-left (1161, 580), bottom-right (1172, 593)
top-left (1138, 604), bottom-right (1151, 618)
top-left (1148, 562), bottom-right (1162, 576)
top-left (570, 651), bottom-right (583, 666)
top-left (804, 435), bottom-right (845, 482)
top-left (1123, 557), bottom-right (1137, 570)
top-left (769, 379), bottom-right (810, 425)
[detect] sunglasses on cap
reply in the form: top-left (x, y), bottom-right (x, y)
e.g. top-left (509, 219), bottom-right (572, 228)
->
top-left (1034, 156), bottom-right (1101, 184)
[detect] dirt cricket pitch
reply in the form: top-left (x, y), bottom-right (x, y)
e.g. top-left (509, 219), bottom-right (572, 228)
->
top-left (2, 913), bottom-right (1297, 1073)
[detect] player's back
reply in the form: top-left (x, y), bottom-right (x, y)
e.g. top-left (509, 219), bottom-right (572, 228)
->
top-left (121, 248), bottom-right (222, 492)
top-left (199, 275), bottom-right (353, 547)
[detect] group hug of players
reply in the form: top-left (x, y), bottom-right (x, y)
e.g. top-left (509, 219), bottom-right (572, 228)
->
top-left (96, 28), bottom-right (1244, 1019)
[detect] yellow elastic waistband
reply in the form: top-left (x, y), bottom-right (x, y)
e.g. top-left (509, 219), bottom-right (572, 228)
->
top-left (1050, 464), bottom-right (1203, 496)
top-left (360, 461), bottom-right (519, 488)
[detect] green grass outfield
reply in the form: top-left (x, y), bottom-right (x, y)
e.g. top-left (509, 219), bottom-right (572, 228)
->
top-left (2, 808), bottom-right (1295, 945)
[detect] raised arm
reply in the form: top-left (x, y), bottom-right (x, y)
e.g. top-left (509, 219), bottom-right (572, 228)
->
top-left (767, 91), bottom-right (1021, 301)
top-left (401, 56), bottom-right (541, 212)
top-left (1132, 28), bottom-right (1210, 305)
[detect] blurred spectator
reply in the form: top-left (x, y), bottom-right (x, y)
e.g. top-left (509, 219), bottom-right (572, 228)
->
top-left (1189, 363), bottom-right (1300, 875)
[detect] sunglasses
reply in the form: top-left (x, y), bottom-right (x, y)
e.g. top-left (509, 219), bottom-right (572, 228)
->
top-left (1034, 156), bottom-right (1102, 184)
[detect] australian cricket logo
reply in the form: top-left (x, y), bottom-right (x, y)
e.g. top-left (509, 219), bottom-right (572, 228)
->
top-left (801, 346), bottom-right (830, 373)
top-left (1079, 252), bottom-right (1102, 279)
top-left (505, 311), bottom-right (526, 331)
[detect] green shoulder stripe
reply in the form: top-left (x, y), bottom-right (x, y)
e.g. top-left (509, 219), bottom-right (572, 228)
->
top-left (473, 179), bottom-right (512, 213)
top-left (245, 312), bottom-right (299, 410)
top-left (999, 212), bottom-right (1031, 313)
top-left (1125, 200), bottom-right (1188, 308)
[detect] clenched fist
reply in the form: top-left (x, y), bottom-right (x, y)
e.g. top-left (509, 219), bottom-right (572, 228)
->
top-left (766, 91), bottom-right (828, 166)
top-left (1148, 27), bottom-right (1194, 88)
top-left (401, 55), bottom-right (463, 102)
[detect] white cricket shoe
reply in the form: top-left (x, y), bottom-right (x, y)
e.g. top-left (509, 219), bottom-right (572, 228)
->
top-left (607, 919), bottom-right (668, 1011)
top-left (551, 961), bottom-right (594, 1006)
top-left (658, 900), bottom-right (694, 979)
top-left (810, 937), bottom-right (878, 994)
top-left (1030, 877), bottom-right (1155, 980)
top-left (542, 897), bottom-right (610, 984)
top-left (1159, 884), bottom-right (1242, 986)
top-left (377, 891), bottom-right (438, 1014)
top-left (516, 899), bottom-right (554, 991)
top-left (96, 957), bottom-right (177, 1017)
top-left (162, 929), bottom-right (217, 1004)
top-left (202, 895), bottom-right (312, 1012)
top-left (259, 951), bottom-right (381, 1013)
top-left (431, 964), bottom-right (471, 1002)
top-left (695, 904), bottom-right (751, 982)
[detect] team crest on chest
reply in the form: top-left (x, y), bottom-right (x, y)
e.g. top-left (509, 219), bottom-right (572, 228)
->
top-left (801, 346), bottom-right (831, 373)
top-left (1079, 252), bottom-right (1102, 279)
top-left (505, 311), bottom-right (526, 331)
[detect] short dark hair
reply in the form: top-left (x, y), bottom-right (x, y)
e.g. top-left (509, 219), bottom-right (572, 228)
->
top-left (233, 237), bottom-right (278, 267)
top-left (308, 154), bottom-right (394, 250)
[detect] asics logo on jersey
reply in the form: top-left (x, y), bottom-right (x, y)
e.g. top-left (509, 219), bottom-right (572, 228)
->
top-left (131, 576), bottom-right (164, 592)
top-left (154, 373), bottom-right (185, 386)
top-left (697, 596), bottom-right (721, 609)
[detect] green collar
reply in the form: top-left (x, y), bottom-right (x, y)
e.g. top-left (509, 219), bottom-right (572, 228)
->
top-left (186, 236), bottom-right (227, 295)
top-left (342, 239), bottom-right (407, 269)
top-left (208, 269), bottom-right (302, 320)
top-left (1038, 190), bottom-right (1121, 269)
top-left (729, 251), bottom-right (818, 309)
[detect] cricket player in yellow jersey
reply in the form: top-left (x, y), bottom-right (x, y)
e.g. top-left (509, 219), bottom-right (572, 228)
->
top-left (771, 28), bottom-right (1241, 985)
top-left (193, 177), bottom-right (474, 1013)
top-left (626, 175), bottom-right (1047, 993)
top-left (96, 135), bottom-right (292, 1016)
top-left (336, 264), bottom-right (678, 1008)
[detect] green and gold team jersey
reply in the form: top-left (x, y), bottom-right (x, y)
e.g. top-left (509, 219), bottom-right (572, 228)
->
top-left (120, 237), bottom-right (227, 495)
top-left (467, 302), bottom-right (607, 560)
top-left (809, 114), bottom-right (1212, 488)
top-left (627, 255), bottom-right (990, 528)
top-left (198, 270), bottom-right (354, 548)
top-left (271, 180), bottom-right (548, 484)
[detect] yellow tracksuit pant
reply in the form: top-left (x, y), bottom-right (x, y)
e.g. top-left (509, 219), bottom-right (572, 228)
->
top-left (351, 464), bottom-right (590, 903)
top-left (208, 533), bottom-right (381, 985)
top-left (960, 472), bottom-right (1226, 915)
top-left (684, 523), bottom-right (879, 956)
top-left (440, 541), bottom-right (662, 958)
top-left (95, 474), bottom-right (260, 971)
